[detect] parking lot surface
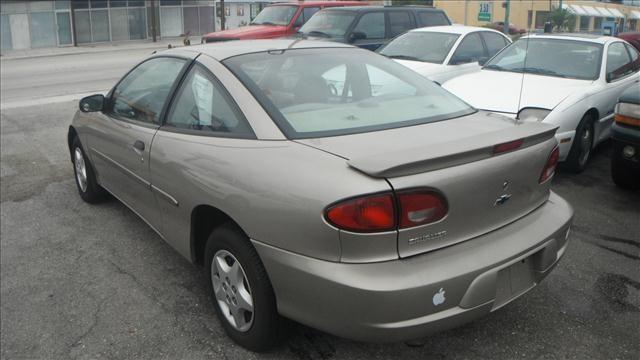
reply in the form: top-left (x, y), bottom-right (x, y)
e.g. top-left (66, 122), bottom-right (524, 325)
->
top-left (1, 48), bottom-right (639, 360)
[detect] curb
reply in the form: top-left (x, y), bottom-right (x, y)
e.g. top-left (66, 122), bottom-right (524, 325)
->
top-left (0, 41), bottom-right (186, 61)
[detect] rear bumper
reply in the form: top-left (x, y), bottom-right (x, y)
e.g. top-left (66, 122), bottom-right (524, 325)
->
top-left (253, 191), bottom-right (573, 342)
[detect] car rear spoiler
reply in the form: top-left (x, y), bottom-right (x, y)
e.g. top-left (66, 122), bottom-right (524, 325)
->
top-left (347, 122), bottom-right (558, 178)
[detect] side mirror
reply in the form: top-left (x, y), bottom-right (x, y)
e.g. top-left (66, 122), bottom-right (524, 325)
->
top-left (348, 31), bottom-right (366, 43)
top-left (478, 57), bottom-right (489, 66)
top-left (79, 94), bottom-right (105, 113)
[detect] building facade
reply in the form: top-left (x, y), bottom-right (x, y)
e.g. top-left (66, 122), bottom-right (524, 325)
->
top-left (0, 0), bottom-right (277, 52)
top-left (433, 0), bottom-right (640, 34)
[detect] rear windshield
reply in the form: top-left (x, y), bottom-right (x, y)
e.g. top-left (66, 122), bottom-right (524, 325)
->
top-left (223, 48), bottom-right (475, 139)
top-left (379, 32), bottom-right (460, 64)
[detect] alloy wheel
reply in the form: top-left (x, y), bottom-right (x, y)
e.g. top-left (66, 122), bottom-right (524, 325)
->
top-left (578, 126), bottom-right (592, 167)
top-left (74, 148), bottom-right (88, 192)
top-left (211, 250), bottom-right (254, 332)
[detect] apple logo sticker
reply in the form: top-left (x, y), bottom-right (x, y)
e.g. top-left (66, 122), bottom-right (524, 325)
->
top-left (433, 287), bottom-right (446, 306)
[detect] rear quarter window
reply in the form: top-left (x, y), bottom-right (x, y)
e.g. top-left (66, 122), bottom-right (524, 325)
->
top-left (417, 11), bottom-right (450, 27)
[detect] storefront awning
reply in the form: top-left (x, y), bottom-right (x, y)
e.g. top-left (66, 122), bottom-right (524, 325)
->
top-left (596, 7), bottom-right (615, 18)
top-left (629, 10), bottom-right (640, 20)
top-left (567, 4), bottom-right (588, 17)
top-left (581, 6), bottom-right (602, 17)
top-left (608, 8), bottom-right (625, 19)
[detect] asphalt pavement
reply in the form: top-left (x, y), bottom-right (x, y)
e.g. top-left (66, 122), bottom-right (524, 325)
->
top-left (1, 45), bottom-right (639, 360)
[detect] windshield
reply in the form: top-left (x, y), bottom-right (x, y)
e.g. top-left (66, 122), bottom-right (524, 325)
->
top-left (379, 32), bottom-right (460, 64)
top-left (251, 5), bottom-right (297, 26)
top-left (298, 11), bottom-right (356, 38)
top-left (484, 38), bottom-right (603, 80)
top-left (224, 48), bottom-right (475, 139)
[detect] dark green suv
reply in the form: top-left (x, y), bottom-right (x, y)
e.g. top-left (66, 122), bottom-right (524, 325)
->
top-left (297, 6), bottom-right (451, 51)
top-left (611, 86), bottom-right (640, 190)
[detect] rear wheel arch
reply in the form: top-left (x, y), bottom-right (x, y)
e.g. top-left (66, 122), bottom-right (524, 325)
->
top-left (191, 205), bottom-right (249, 266)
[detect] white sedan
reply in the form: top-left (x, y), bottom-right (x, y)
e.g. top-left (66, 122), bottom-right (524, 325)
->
top-left (444, 34), bottom-right (640, 172)
top-left (378, 25), bottom-right (512, 84)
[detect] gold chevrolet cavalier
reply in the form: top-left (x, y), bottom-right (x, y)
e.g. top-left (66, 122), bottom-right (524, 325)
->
top-left (68, 40), bottom-right (573, 351)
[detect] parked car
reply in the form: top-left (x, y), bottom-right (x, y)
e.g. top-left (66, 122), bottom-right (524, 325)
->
top-left (618, 31), bottom-right (640, 52)
top-left (378, 25), bottom-right (511, 84)
top-left (611, 86), bottom-right (640, 189)
top-left (297, 6), bottom-right (451, 50)
top-left (488, 21), bottom-right (525, 35)
top-left (69, 40), bottom-right (573, 352)
top-left (444, 34), bottom-right (640, 173)
top-left (201, 1), bottom-right (363, 43)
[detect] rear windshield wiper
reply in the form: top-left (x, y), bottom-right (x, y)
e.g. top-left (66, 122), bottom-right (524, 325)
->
top-left (387, 55), bottom-right (422, 61)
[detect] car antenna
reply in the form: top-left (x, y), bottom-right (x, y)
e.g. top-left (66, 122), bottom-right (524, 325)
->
top-left (515, 1), bottom-right (533, 125)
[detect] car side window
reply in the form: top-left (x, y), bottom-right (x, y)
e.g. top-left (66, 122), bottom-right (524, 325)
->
top-left (352, 12), bottom-right (385, 39)
top-left (165, 64), bottom-right (253, 137)
top-left (417, 12), bottom-right (449, 27)
top-left (302, 7), bottom-right (320, 23)
top-left (450, 33), bottom-right (486, 65)
top-left (481, 32), bottom-right (509, 58)
top-left (607, 42), bottom-right (633, 81)
top-left (388, 11), bottom-right (414, 37)
top-left (110, 57), bottom-right (186, 124)
top-left (625, 43), bottom-right (640, 72)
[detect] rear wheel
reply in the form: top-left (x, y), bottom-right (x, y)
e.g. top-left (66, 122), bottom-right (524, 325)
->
top-left (204, 223), bottom-right (284, 352)
top-left (71, 137), bottom-right (106, 203)
top-left (564, 113), bottom-right (594, 173)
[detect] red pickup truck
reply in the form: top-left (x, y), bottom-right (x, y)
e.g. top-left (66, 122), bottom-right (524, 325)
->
top-left (201, 1), bottom-right (364, 43)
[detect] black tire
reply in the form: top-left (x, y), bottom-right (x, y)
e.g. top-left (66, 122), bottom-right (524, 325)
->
top-left (564, 113), bottom-right (595, 173)
top-left (204, 223), bottom-right (284, 352)
top-left (611, 151), bottom-right (640, 190)
top-left (71, 137), bottom-right (106, 203)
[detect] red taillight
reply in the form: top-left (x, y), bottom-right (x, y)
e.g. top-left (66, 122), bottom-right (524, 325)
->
top-left (539, 145), bottom-right (559, 183)
top-left (325, 190), bottom-right (448, 232)
top-left (325, 193), bottom-right (395, 232)
top-left (493, 139), bottom-right (524, 155)
top-left (398, 190), bottom-right (448, 228)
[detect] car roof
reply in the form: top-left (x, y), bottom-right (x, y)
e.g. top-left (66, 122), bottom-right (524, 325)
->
top-left (522, 33), bottom-right (614, 44)
top-left (166, 39), bottom-right (355, 61)
top-left (410, 25), bottom-right (505, 36)
top-left (324, 5), bottom-right (443, 13)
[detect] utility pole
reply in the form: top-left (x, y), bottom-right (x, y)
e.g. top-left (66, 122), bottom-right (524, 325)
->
top-left (503, 0), bottom-right (510, 36)
top-left (150, 0), bottom-right (157, 42)
top-left (70, 0), bottom-right (77, 46)
top-left (220, 0), bottom-right (226, 31)
top-left (463, 0), bottom-right (468, 26)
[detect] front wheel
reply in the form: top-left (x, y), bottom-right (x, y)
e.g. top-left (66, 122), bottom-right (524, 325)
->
top-left (204, 223), bottom-right (285, 352)
top-left (611, 149), bottom-right (640, 190)
top-left (564, 113), bottom-right (594, 173)
top-left (71, 137), bottom-right (106, 203)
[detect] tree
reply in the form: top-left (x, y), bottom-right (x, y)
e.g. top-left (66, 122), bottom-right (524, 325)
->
top-left (549, 7), bottom-right (576, 32)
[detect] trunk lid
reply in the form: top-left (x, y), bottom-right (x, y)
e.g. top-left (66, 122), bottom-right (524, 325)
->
top-left (297, 111), bottom-right (559, 258)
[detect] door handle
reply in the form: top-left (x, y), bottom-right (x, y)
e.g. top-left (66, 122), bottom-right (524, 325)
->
top-left (132, 140), bottom-right (145, 158)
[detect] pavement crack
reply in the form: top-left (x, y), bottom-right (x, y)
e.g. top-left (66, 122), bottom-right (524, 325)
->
top-left (68, 294), bottom-right (114, 359)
